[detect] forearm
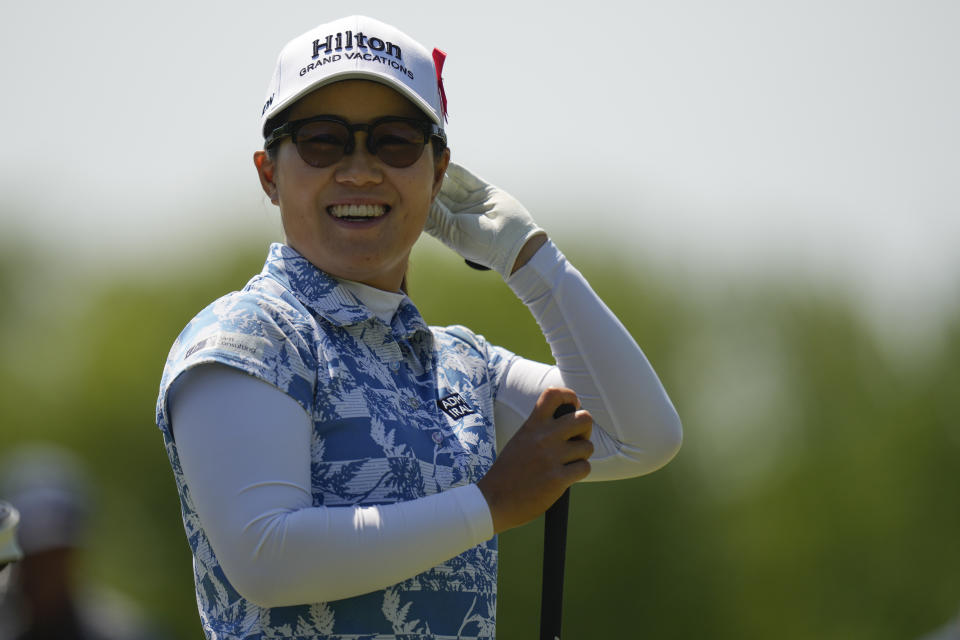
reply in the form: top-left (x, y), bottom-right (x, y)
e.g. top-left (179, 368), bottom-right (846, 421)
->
top-left (171, 365), bottom-right (493, 608)
top-left (501, 240), bottom-right (682, 479)
top-left (212, 485), bottom-right (489, 607)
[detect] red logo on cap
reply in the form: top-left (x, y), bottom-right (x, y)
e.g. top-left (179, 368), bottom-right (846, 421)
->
top-left (432, 48), bottom-right (448, 122)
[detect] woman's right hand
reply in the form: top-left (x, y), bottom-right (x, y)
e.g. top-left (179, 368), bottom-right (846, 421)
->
top-left (476, 387), bottom-right (594, 534)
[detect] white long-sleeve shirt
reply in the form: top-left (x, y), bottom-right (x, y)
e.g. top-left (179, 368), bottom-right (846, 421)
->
top-left (167, 240), bottom-right (681, 609)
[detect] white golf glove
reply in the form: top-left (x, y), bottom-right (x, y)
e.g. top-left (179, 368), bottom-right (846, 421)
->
top-left (426, 163), bottom-right (545, 279)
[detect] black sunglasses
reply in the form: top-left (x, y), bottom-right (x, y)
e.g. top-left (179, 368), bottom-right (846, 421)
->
top-left (264, 115), bottom-right (446, 169)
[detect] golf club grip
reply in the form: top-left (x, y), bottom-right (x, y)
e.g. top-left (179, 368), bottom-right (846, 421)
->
top-left (540, 402), bottom-right (576, 640)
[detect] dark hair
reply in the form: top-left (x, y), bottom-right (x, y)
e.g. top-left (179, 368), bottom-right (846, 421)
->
top-left (263, 111), bottom-right (288, 162)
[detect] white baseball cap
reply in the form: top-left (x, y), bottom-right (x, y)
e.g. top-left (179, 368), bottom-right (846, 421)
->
top-left (260, 15), bottom-right (448, 136)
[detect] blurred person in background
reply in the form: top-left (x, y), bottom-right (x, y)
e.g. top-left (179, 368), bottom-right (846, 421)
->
top-left (0, 501), bottom-right (23, 601)
top-left (155, 14), bottom-right (682, 639)
top-left (0, 501), bottom-right (23, 571)
top-left (0, 443), bottom-right (168, 640)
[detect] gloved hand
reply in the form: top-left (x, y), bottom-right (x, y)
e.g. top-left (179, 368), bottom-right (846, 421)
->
top-left (425, 162), bottom-right (545, 279)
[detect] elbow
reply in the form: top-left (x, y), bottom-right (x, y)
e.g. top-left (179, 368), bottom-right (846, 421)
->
top-left (635, 404), bottom-right (683, 475)
top-left (211, 514), bottom-right (351, 608)
top-left (224, 558), bottom-right (329, 609)
top-left (653, 407), bottom-right (683, 470)
top-left (231, 580), bottom-right (281, 610)
top-left (208, 514), bottom-right (306, 609)
top-left (218, 552), bottom-right (288, 609)
top-left (588, 407), bottom-right (682, 482)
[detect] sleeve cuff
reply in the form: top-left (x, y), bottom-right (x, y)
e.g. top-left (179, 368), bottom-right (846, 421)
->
top-left (455, 483), bottom-right (495, 542)
top-left (505, 239), bottom-right (565, 301)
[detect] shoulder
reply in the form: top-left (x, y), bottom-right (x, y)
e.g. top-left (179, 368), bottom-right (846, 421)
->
top-left (431, 324), bottom-right (516, 378)
top-left (430, 324), bottom-right (487, 350)
top-left (432, 324), bottom-right (490, 355)
top-left (156, 282), bottom-right (319, 426)
top-left (213, 275), bottom-right (314, 334)
top-left (177, 278), bottom-right (316, 357)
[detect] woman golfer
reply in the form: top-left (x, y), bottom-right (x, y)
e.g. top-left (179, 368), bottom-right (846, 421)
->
top-left (155, 15), bottom-right (681, 640)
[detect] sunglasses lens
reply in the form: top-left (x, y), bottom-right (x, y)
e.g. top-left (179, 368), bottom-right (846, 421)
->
top-left (294, 121), bottom-right (350, 167)
top-left (369, 120), bottom-right (428, 168)
top-left (289, 118), bottom-right (431, 168)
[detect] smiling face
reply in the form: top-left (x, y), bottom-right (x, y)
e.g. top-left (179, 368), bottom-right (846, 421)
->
top-left (254, 80), bottom-right (450, 292)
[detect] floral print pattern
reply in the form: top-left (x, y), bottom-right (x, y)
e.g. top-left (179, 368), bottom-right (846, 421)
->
top-left (156, 244), bottom-right (512, 639)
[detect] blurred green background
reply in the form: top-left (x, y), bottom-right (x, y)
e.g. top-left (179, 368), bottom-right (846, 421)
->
top-left (0, 231), bottom-right (957, 639)
top-left (2, 2), bottom-right (957, 637)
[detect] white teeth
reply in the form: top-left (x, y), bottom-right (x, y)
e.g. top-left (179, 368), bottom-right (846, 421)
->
top-left (329, 204), bottom-right (387, 219)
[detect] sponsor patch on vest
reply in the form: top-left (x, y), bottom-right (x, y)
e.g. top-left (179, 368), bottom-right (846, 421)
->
top-left (183, 333), bottom-right (266, 360)
top-left (437, 393), bottom-right (477, 420)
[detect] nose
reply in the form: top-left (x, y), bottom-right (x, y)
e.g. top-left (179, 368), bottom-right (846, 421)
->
top-left (334, 133), bottom-right (383, 187)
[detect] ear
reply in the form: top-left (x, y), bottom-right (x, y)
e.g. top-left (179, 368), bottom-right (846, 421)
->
top-left (431, 147), bottom-right (451, 201)
top-left (254, 150), bottom-right (280, 205)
